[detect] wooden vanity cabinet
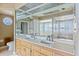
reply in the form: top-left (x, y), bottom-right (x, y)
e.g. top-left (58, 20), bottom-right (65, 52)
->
top-left (16, 39), bottom-right (31, 56)
top-left (16, 39), bottom-right (53, 56)
top-left (16, 38), bottom-right (73, 56)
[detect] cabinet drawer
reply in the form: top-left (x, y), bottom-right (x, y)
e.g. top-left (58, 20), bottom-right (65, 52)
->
top-left (53, 49), bottom-right (73, 56)
top-left (53, 53), bottom-right (61, 56)
top-left (16, 39), bottom-right (22, 48)
top-left (16, 39), bottom-right (21, 45)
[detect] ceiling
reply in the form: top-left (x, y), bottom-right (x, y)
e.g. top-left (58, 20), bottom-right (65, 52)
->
top-left (0, 3), bottom-right (25, 16)
top-left (16, 3), bottom-right (74, 20)
top-left (16, 3), bottom-right (63, 16)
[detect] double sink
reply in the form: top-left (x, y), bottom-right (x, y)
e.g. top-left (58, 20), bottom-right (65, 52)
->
top-left (16, 34), bottom-right (53, 47)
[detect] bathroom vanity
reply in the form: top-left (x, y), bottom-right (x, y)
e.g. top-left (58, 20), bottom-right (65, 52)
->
top-left (15, 34), bottom-right (74, 56)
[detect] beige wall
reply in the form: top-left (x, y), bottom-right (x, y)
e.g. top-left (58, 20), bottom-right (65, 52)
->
top-left (0, 14), bottom-right (14, 40)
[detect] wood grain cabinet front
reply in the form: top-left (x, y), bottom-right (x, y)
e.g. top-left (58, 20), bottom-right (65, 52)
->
top-left (16, 47), bottom-right (22, 56)
top-left (40, 46), bottom-right (53, 56)
top-left (31, 44), bottom-right (53, 56)
top-left (31, 49), bottom-right (45, 56)
top-left (16, 39), bottom-right (31, 56)
top-left (16, 39), bottom-right (22, 48)
top-left (16, 39), bottom-right (73, 56)
top-left (21, 47), bottom-right (31, 56)
top-left (31, 44), bottom-right (46, 56)
top-left (20, 40), bottom-right (32, 48)
top-left (53, 49), bottom-right (73, 56)
top-left (16, 47), bottom-right (31, 56)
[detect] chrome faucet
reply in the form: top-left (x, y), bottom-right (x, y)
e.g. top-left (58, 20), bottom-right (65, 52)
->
top-left (31, 35), bottom-right (34, 38)
top-left (47, 35), bottom-right (51, 41)
top-left (47, 35), bottom-right (53, 42)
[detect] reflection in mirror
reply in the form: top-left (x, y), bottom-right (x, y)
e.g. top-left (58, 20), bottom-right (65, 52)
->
top-left (52, 15), bottom-right (74, 40)
top-left (39, 19), bottom-right (52, 36)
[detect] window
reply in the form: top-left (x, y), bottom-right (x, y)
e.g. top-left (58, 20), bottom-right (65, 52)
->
top-left (53, 20), bottom-right (73, 34)
top-left (40, 23), bottom-right (44, 32)
top-left (40, 19), bottom-right (52, 35)
top-left (60, 21), bottom-right (65, 33)
top-left (21, 22), bottom-right (28, 34)
top-left (44, 22), bottom-right (52, 32)
top-left (65, 20), bottom-right (73, 34)
top-left (78, 19), bottom-right (79, 30)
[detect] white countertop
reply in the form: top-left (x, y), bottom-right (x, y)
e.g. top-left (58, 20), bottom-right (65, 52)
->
top-left (54, 38), bottom-right (74, 45)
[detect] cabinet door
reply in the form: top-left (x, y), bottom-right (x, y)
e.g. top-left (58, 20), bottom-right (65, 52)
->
top-left (16, 47), bottom-right (31, 56)
top-left (16, 39), bottom-right (31, 56)
top-left (32, 44), bottom-right (53, 56)
top-left (40, 47), bottom-right (53, 56)
top-left (16, 39), bottom-right (22, 56)
top-left (23, 47), bottom-right (31, 56)
top-left (31, 49), bottom-right (45, 56)
top-left (16, 47), bottom-right (22, 56)
top-left (32, 44), bottom-right (41, 51)
top-left (21, 40), bottom-right (32, 48)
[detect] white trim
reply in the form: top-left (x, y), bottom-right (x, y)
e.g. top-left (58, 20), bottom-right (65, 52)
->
top-left (74, 4), bottom-right (79, 56)
top-left (14, 10), bottom-right (16, 55)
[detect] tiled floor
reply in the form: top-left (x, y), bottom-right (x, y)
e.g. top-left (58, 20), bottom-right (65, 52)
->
top-left (0, 50), bottom-right (13, 56)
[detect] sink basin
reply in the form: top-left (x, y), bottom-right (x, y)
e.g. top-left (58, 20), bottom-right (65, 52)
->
top-left (40, 40), bottom-right (52, 44)
top-left (40, 40), bottom-right (53, 48)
